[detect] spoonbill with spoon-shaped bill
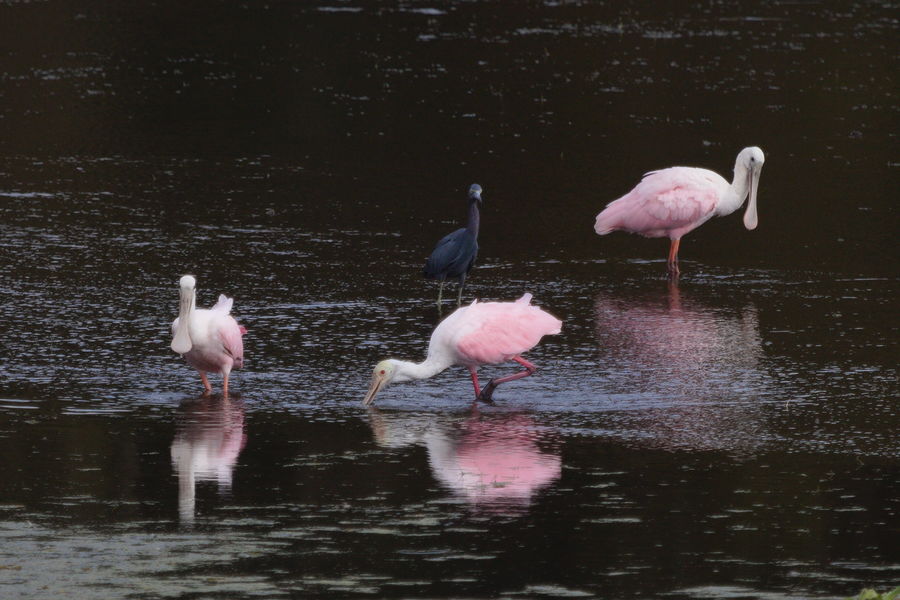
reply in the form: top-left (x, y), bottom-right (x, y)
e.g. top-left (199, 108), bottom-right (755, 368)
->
top-left (594, 146), bottom-right (765, 275)
top-left (363, 293), bottom-right (561, 404)
top-left (171, 275), bottom-right (247, 395)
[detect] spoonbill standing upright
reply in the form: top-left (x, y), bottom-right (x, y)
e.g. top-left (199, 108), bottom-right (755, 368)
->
top-left (363, 293), bottom-right (562, 405)
top-left (594, 146), bottom-right (765, 275)
top-left (423, 183), bottom-right (483, 309)
top-left (171, 275), bottom-right (247, 395)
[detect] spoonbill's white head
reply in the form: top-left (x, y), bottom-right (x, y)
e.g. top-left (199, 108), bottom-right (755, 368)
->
top-left (363, 360), bottom-right (399, 406)
top-left (179, 274), bottom-right (196, 291)
top-left (171, 275), bottom-right (197, 355)
top-left (736, 146), bottom-right (765, 231)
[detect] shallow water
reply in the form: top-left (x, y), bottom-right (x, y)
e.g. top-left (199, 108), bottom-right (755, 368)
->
top-left (1, 1), bottom-right (897, 599)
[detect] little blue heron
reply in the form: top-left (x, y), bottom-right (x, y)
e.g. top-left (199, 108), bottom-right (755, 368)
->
top-left (423, 183), bottom-right (483, 308)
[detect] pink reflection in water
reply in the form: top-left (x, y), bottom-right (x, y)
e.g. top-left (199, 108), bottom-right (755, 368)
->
top-left (595, 282), bottom-right (768, 455)
top-left (595, 282), bottom-right (763, 390)
top-left (369, 409), bottom-right (561, 515)
top-left (170, 395), bottom-right (247, 524)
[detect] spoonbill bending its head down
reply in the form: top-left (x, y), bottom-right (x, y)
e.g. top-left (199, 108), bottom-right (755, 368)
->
top-left (363, 293), bottom-right (562, 405)
top-left (594, 146), bottom-right (765, 275)
top-left (423, 183), bottom-right (483, 309)
top-left (171, 275), bottom-right (247, 395)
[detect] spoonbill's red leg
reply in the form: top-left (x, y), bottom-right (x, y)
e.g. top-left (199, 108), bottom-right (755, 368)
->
top-left (199, 371), bottom-right (212, 394)
top-left (468, 366), bottom-right (481, 398)
top-left (667, 238), bottom-right (681, 276)
top-left (478, 356), bottom-right (538, 402)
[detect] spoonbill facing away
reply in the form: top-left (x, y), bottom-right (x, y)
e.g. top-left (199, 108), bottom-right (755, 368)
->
top-left (594, 147), bottom-right (765, 275)
top-left (423, 183), bottom-right (483, 309)
top-left (363, 293), bottom-right (562, 405)
top-left (171, 275), bottom-right (247, 395)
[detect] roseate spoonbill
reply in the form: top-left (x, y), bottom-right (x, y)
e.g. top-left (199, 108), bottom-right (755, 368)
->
top-left (363, 293), bottom-right (562, 404)
top-left (423, 183), bottom-right (483, 309)
top-left (171, 275), bottom-right (247, 395)
top-left (594, 147), bottom-right (765, 275)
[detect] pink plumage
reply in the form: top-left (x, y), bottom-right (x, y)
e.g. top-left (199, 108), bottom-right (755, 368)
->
top-left (594, 147), bottom-right (765, 275)
top-left (594, 167), bottom-right (723, 240)
top-left (209, 295), bottom-right (246, 369)
top-left (363, 293), bottom-right (563, 405)
top-left (172, 276), bottom-right (247, 395)
top-left (452, 293), bottom-right (562, 365)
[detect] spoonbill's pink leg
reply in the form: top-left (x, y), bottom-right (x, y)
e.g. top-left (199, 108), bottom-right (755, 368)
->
top-left (199, 371), bottom-right (212, 393)
top-left (667, 238), bottom-right (681, 276)
top-left (223, 373), bottom-right (230, 397)
top-left (478, 356), bottom-right (538, 403)
top-left (468, 366), bottom-right (481, 398)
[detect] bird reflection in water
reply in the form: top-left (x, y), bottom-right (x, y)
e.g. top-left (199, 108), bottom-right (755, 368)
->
top-left (594, 281), bottom-right (768, 454)
top-left (170, 394), bottom-right (247, 525)
top-left (368, 408), bottom-right (561, 516)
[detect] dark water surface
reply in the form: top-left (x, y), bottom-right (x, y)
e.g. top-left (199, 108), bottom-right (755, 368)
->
top-left (1, 1), bottom-right (897, 598)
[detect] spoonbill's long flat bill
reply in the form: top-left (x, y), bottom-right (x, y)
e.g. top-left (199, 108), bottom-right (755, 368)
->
top-left (363, 293), bottom-right (562, 405)
top-left (594, 146), bottom-right (765, 275)
top-left (171, 275), bottom-right (247, 395)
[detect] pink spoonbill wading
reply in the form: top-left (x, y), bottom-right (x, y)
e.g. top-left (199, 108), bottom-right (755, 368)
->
top-left (171, 275), bottom-right (247, 395)
top-left (363, 293), bottom-right (562, 404)
top-left (594, 146), bottom-right (765, 275)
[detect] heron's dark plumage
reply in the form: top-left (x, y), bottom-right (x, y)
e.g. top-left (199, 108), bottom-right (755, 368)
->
top-left (423, 228), bottom-right (478, 280)
top-left (423, 184), bottom-right (483, 307)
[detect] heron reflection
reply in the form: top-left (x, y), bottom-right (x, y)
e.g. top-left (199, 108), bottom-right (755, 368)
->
top-left (170, 394), bottom-right (247, 524)
top-left (368, 408), bottom-right (561, 515)
top-left (594, 281), bottom-right (768, 454)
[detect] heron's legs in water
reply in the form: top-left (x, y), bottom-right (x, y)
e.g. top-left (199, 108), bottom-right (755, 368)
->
top-left (457, 273), bottom-right (466, 306)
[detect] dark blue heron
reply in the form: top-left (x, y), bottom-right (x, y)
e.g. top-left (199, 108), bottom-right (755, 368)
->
top-left (423, 184), bottom-right (483, 309)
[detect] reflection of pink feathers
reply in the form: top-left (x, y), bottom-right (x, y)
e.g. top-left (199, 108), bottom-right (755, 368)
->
top-left (429, 415), bottom-right (560, 505)
top-left (594, 167), bottom-right (724, 240)
top-left (171, 398), bottom-right (246, 483)
top-left (444, 293), bottom-right (562, 365)
top-left (455, 426), bottom-right (559, 502)
top-left (171, 398), bottom-right (247, 523)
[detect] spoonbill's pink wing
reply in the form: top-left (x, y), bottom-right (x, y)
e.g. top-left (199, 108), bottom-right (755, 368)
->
top-left (455, 294), bottom-right (562, 365)
top-left (594, 167), bottom-right (722, 238)
top-left (218, 317), bottom-right (246, 368)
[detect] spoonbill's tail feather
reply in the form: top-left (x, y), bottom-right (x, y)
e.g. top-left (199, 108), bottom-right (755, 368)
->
top-left (210, 294), bottom-right (234, 314)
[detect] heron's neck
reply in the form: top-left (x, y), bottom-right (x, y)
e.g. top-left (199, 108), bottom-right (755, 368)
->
top-left (465, 199), bottom-right (480, 237)
top-left (719, 162), bottom-right (751, 216)
top-left (392, 354), bottom-right (454, 383)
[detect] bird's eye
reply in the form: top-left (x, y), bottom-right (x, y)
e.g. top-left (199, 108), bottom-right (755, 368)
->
top-left (380, 370), bottom-right (385, 375)
top-left (750, 157), bottom-right (756, 162)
